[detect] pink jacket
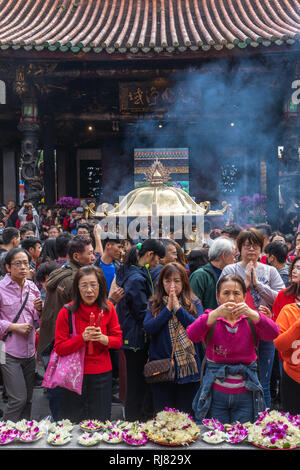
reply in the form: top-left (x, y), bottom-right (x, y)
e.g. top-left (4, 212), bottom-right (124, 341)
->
top-left (0, 275), bottom-right (40, 358)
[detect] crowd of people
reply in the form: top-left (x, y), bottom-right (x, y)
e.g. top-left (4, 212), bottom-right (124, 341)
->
top-left (0, 199), bottom-right (300, 426)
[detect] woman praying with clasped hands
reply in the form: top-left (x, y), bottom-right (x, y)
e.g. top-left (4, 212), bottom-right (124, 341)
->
top-left (143, 262), bottom-right (203, 416)
top-left (187, 274), bottom-right (280, 425)
top-left (219, 228), bottom-right (285, 409)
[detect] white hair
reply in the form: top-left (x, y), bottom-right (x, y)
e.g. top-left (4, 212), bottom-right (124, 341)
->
top-left (208, 237), bottom-right (235, 261)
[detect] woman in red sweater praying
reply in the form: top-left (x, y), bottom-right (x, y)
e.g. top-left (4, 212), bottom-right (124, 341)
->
top-left (54, 265), bottom-right (123, 423)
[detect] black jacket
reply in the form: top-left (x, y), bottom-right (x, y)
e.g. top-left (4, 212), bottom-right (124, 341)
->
top-left (116, 264), bottom-right (154, 351)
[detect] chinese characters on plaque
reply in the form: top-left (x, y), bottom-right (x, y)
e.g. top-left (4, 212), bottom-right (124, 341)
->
top-left (119, 80), bottom-right (197, 113)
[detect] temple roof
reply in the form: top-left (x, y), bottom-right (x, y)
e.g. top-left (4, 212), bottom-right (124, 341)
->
top-left (0, 0), bottom-right (299, 55)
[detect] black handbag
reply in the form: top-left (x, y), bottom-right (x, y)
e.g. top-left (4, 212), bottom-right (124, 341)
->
top-left (144, 324), bottom-right (180, 384)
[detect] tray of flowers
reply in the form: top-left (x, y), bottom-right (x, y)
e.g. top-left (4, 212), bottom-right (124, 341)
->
top-left (77, 432), bottom-right (102, 446)
top-left (122, 422), bottom-right (147, 446)
top-left (247, 410), bottom-right (300, 449)
top-left (144, 408), bottom-right (200, 446)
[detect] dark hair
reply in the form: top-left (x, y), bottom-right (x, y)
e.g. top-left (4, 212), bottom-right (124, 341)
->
top-left (21, 236), bottom-right (41, 252)
top-left (40, 237), bottom-right (58, 262)
top-left (285, 255), bottom-right (300, 298)
top-left (48, 225), bottom-right (60, 233)
top-left (21, 222), bottom-right (36, 232)
top-left (4, 247), bottom-right (31, 267)
top-left (36, 261), bottom-right (59, 283)
top-left (102, 232), bottom-right (124, 250)
top-left (216, 274), bottom-right (247, 296)
top-left (71, 265), bottom-right (109, 313)
top-left (67, 236), bottom-right (93, 260)
top-left (188, 248), bottom-right (209, 274)
top-left (236, 228), bottom-right (264, 254)
top-left (210, 229), bottom-right (222, 240)
top-left (269, 231), bottom-right (286, 243)
top-left (255, 223), bottom-right (272, 238)
top-left (151, 262), bottom-right (198, 318)
top-left (285, 233), bottom-right (295, 247)
top-left (294, 231), bottom-right (300, 245)
top-left (173, 240), bottom-right (187, 267)
top-left (221, 224), bottom-right (242, 239)
top-left (160, 238), bottom-right (177, 249)
top-left (264, 241), bottom-right (288, 264)
top-left (2, 227), bottom-right (20, 245)
top-left (160, 238), bottom-right (184, 264)
top-left (124, 239), bottom-right (165, 266)
top-left (56, 232), bottom-right (73, 258)
top-left (77, 224), bottom-right (90, 232)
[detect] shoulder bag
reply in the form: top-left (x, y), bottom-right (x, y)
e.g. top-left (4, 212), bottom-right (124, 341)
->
top-left (42, 305), bottom-right (85, 395)
top-left (2, 287), bottom-right (31, 342)
top-left (143, 323), bottom-right (180, 384)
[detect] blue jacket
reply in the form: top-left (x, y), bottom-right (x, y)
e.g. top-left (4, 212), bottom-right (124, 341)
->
top-left (150, 264), bottom-right (163, 286)
top-left (116, 264), bottom-right (154, 351)
top-left (143, 300), bottom-right (204, 384)
top-left (192, 360), bottom-right (265, 424)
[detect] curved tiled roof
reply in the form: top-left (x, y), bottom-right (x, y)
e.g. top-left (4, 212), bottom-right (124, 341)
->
top-left (0, 0), bottom-right (299, 55)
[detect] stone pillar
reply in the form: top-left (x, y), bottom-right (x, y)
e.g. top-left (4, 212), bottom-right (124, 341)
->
top-left (2, 148), bottom-right (17, 203)
top-left (13, 66), bottom-right (44, 207)
top-left (17, 120), bottom-right (44, 207)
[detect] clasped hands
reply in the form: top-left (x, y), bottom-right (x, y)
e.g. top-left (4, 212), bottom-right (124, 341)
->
top-left (212, 301), bottom-right (260, 324)
top-left (82, 326), bottom-right (108, 346)
top-left (166, 285), bottom-right (181, 313)
top-left (244, 261), bottom-right (258, 289)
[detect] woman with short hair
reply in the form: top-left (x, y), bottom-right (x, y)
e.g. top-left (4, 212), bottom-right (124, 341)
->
top-left (0, 247), bottom-right (42, 421)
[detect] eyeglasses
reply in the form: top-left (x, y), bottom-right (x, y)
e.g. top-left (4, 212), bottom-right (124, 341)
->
top-left (79, 283), bottom-right (99, 291)
top-left (11, 261), bottom-right (29, 267)
top-left (243, 243), bottom-right (260, 250)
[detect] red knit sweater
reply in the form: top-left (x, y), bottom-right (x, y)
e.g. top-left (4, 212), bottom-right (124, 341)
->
top-left (273, 288), bottom-right (295, 320)
top-left (54, 301), bottom-right (123, 374)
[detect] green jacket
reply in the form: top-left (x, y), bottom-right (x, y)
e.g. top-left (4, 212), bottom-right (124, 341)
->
top-left (190, 262), bottom-right (219, 311)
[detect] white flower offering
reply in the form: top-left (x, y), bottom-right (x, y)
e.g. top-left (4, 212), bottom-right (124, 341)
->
top-left (202, 429), bottom-right (226, 444)
top-left (49, 419), bottom-right (73, 433)
top-left (19, 429), bottom-right (43, 443)
top-left (102, 429), bottom-right (123, 444)
top-left (15, 419), bottom-right (39, 432)
top-left (79, 419), bottom-right (104, 432)
top-left (0, 428), bottom-right (20, 445)
top-left (47, 430), bottom-right (72, 446)
top-left (78, 432), bottom-right (102, 446)
top-left (122, 422), bottom-right (147, 446)
top-left (247, 410), bottom-right (300, 449)
top-left (144, 408), bottom-right (200, 446)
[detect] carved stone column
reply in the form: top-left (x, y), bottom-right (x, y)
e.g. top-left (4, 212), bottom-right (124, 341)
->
top-left (17, 119), bottom-right (44, 206)
top-left (14, 66), bottom-right (44, 206)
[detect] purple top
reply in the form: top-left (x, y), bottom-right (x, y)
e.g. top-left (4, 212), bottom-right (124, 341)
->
top-left (0, 275), bottom-right (41, 358)
top-left (186, 309), bottom-right (280, 365)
